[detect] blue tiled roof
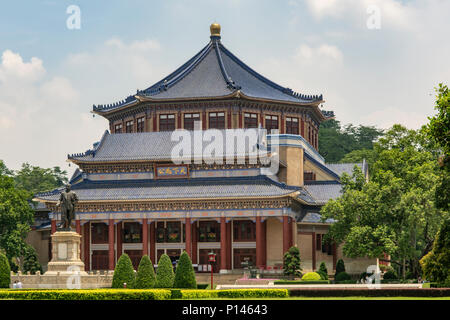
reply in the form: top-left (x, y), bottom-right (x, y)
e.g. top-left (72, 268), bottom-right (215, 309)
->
top-left (93, 37), bottom-right (323, 113)
top-left (303, 180), bottom-right (343, 205)
top-left (35, 175), bottom-right (300, 202)
top-left (68, 129), bottom-right (268, 162)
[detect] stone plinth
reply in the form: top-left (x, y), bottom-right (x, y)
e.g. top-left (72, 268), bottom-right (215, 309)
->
top-left (45, 231), bottom-right (87, 276)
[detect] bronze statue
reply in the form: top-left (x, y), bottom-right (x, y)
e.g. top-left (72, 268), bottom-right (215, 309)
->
top-left (57, 184), bottom-right (79, 230)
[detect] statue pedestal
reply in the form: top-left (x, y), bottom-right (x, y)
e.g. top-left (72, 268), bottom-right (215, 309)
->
top-left (45, 231), bottom-right (87, 276)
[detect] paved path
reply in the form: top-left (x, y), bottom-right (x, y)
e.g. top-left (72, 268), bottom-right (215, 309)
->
top-left (216, 283), bottom-right (423, 289)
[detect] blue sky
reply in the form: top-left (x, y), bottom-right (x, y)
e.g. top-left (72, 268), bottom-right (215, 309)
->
top-left (0, 0), bottom-right (449, 174)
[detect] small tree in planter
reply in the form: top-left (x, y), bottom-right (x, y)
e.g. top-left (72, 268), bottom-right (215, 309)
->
top-left (318, 262), bottom-right (328, 280)
top-left (0, 253), bottom-right (11, 288)
top-left (155, 254), bottom-right (175, 288)
top-left (283, 246), bottom-right (302, 279)
top-left (174, 251), bottom-right (197, 289)
top-left (112, 253), bottom-right (135, 288)
top-left (135, 255), bottom-right (156, 288)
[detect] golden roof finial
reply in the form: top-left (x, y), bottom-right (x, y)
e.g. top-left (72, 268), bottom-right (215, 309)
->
top-left (210, 23), bottom-right (221, 37)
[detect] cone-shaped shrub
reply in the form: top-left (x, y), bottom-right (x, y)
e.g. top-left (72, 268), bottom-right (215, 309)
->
top-left (135, 255), bottom-right (156, 288)
top-left (174, 251), bottom-right (197, 289)
top-left (335, 259), bottom-right (346, 278)
top-left (155, 254), bottom-right (174, 288)
top-left (0, 253), bottom-right (11, 288)
top-left (112, 253), bottom-right (135, 288)
top-left (318, 262), bottom-right (328, 280)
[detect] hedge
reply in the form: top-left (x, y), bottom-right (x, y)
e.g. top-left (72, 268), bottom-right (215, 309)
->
top-left (288, 288), bottom-right (450, 297)
top-left (273, 280), bottom-right (330, 285)
top-left (0, 289), bottom-right (172, 300)
top-left (217, 289), bottom-right (289, 298)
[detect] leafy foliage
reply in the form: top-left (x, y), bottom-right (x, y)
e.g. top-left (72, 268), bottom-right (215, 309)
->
top-left (420, 218), bottom-right (450, 284)
top-left (301, 272), bottom-right (321, 281)
top-left (135, 255), bottom-right (156, 289)
top-left (283, 246), bottom-right (302, 277)
top-left (383, 270), bottom-right (398, 280)
top-left (22, 245), bottom-right (42, 275)
top-left (0, 253), bottom-right (11, 288)
top-left (173, 251), bottom-right (197, 289)
top-left (112, 254), bottom-right (135, 289)
top-left (335, 272), bottom-right (351, 282)
top-left (318, 262), bottom-right (328, 280)
top-left (321, 125), bottom-right (448, 278)
top-left (14, 163), bottom-right (68, 195)
top-left (155, 254), bottom-right (174, 288)
top-left (335, 259), bottom-right (346, 277)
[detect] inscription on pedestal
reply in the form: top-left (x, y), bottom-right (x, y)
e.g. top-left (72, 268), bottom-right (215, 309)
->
top-left (58, 243), bottom-right (68, 260)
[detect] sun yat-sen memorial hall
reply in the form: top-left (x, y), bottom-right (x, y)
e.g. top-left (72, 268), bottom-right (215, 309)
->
top-left (31, 24), bottom-right (374, 275)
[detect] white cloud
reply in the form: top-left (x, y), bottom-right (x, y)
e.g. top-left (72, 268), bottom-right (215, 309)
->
top-left (0, 50), bottom-right (45, 83)
top-left (294, 44), bottom-right (343, 64)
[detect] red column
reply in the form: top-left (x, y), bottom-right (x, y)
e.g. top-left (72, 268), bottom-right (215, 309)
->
top-left (262, 220), bottom-right (267, 268)
top-left (192, 221), bottom-right (198, 265)
top-left (76, 219), bottom-right (81, 234)
top-left (220, 217), bottom-right (227, 271)
top-left (227, 110), bottom-right (232, 129)
top-left (142, 219), bottom-right (148, 257)
top-left (153, 114), bottom-right (157, 132)
top-left (312, 232), bottom-right (316, 271)
top-left (238, 111), bottom-right (242, 128)
top-left (202, 111), bottom-right (207, 130)
top-left (117, 222), bottom-right (122, 261)
top-left (301, 118), bottom-right (305, 137)
top-left (226, 221), bottom-right (232, 270)
top-left (283, 216), bottom-right (290, 254)
top-left (256, 217), bottom-right (263, 268)
top-left (177, 112), bottom-right (182, 129)
top-left (280, 114), bottom-right (285, 134)
top-left (289, 217), bottom-right (293, 248)
top-left (83, 222), bottom-right (90, 271)
top-left (149, 222), bottom-right (156, 264)
top-left (51, 220), bottom-right (56, 234)
top-left (260, 113), bottom-right (264, 129)
top-left (185, 218), bottom-right (192, 257)
top-left (108, 219), bottom-right (115, 270)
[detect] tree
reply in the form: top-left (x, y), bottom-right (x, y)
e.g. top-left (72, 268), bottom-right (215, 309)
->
top-left (420, 218), bottom-right (450, 285)
top-left (426, 83), bottom-right (450, 211)
top-left (14, 163), bottom-right (68, 195)
top-left (318, 262), bottom-right (328, 280)
top-left (335, 259), bottom-right (346, 277)
top-left (0, 252), bottom-right (11, 288)
top-left (0, 161), bottom-right (13, 176)
top-left (173, 251), bottom-right (197, 289)
top-left (155, 254), bottom-right (174, 288)
top-left (0, 174), bottom-right (34, 269)
top-left (22, 245), bottom-right (43, 275)
top-left (112, 254), bottom-right (135, 288)
top-left (135, 255), bottom-right (156, 289)
top-left (283, 246), bottom-right (302, 278)
top-left (321, 125), bottom-right (447, 278)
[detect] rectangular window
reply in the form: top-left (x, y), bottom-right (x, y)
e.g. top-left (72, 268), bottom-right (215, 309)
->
top-left (316, 234), bottom-right (322, 251)
top-left (198, 221), bottom-right (220, 242)
top-left (156, 221), bottom-right (166, 243)
top-left (166, 221), bottom-right (181, 243)
top-left (126, 120), bottom-right (134, 133)
top-left (233, 248), bottom-right (256, 269)
top-left (265, 115), bottom-right (278, 132)
top-left (208, 112), bottom-right (225, 129)
top-left (114, 123), bottom-right (123, 134)
top-left (286, 117), bottom-right (299, 135)
top-left (91, 223), bottom-right (108, 244)
top-left (304, 171), bottom-right (316, 181)
top-left (123, 222), bottom-right (142, 243)
top-left (183, 113), bottom-right (200, 131)
top-left (244, 113), bottom-right (258, 128)
top-left (137, 117), bottom-right (145, 132)
top-left (233, 220), bottom-right (256, 242)
top-left (159, 114), bottom-right (175, 131)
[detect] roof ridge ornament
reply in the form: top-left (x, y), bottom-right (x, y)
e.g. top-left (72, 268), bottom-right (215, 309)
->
top-left (210, 23), bottom-right (221, 39)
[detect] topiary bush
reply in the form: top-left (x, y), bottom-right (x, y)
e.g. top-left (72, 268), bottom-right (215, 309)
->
top-left (0, 253), bottom-right (11, 288)
top-left (135, 255), bottom-right (156, 289)
top-left (155, 254), bottom-right (175, 288)
top-left (383, 270), bottom-right (398, 280)
top-left (283, 246), bottom-right (302, 278)
top-left (335, 259), bottom-right (345, 278)
top-left (335, 271), bottom-right (351, 282)
top-left (174, 251), bottom-right (197, 289)
top-left (318, 262), bottom-right (328, 280)
top-left (112, 253), bottom-right (135, 289)
top-left (301, 272), bottom-right (321, 281)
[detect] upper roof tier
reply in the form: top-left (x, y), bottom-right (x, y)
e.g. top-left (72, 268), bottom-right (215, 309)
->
top-left (93, 23), bottom-right (324, 114)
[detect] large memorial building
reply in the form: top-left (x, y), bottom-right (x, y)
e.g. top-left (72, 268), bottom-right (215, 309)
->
top-left (32, 24), bottom-right (375, 274)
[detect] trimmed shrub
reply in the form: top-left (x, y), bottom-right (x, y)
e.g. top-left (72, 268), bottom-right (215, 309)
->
top-left (180, 290), bottom-right (219, 299)
top-left (335, 271), bottom-right (351, 282)
top-left (301, 272), bottom-right (321, 281)
top-left (174, 251), bottom-right (197, 289)
top-left (22, 246), bottom-right (43, 275)
top-left (217, 289), bottom-right (289, 298)
top-left (335, 259), bottom-right (345, 278)
top-left (283, 246), bottom-right (302, 278)
top-left (112, 253), bottom-right (135, 289)
top-left (318, 262), bottom-right (328, 280)
top-left (273, 280), bottom-right (330, 285)
top-left (155, 254), bottom-right (174, 288)
top-left (383, 270), bottom-right (398, 280)
top-left (0, 253), bottom-right (11, 288)
top-left (135, 255), bottom-right (156, 289)
top-left (288, 288), bottom-right (450, 297)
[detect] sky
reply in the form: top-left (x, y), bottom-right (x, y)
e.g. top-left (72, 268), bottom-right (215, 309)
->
top-left (0, 0), bottom-right (449, 176)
